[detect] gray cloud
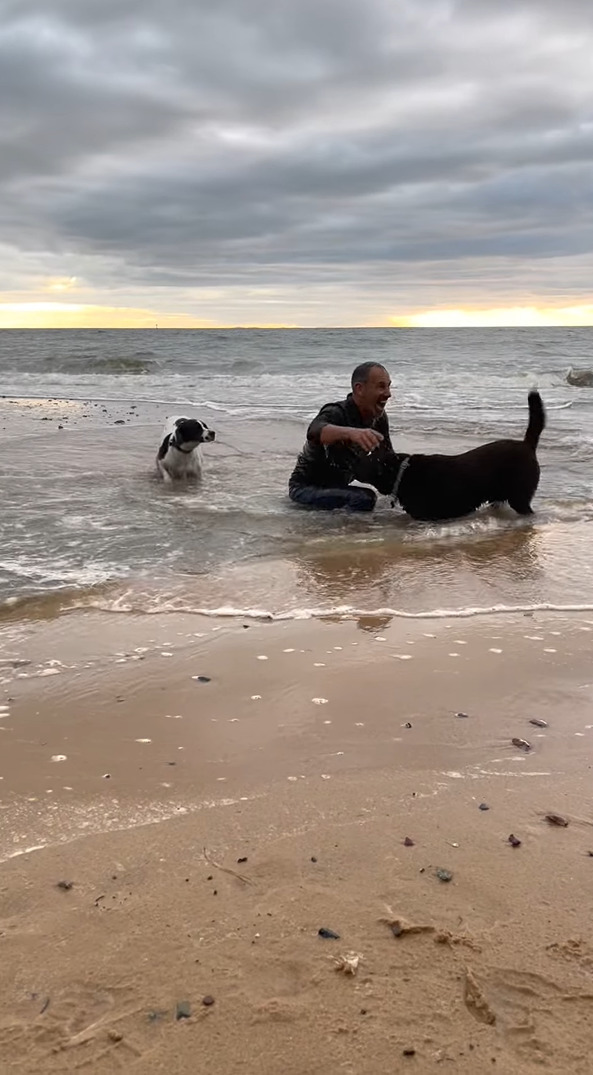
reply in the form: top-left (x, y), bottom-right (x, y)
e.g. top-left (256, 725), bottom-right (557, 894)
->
top-left (1, 0), bottom-right (592, 321)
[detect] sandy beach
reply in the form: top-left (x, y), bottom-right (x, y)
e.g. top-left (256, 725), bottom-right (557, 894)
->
top-left (2, 609), bottom-right (593, 1073)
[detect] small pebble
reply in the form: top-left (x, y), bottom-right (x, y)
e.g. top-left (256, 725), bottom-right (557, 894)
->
top-left (202, 995), bottom-right (215, 1007)
top-left (192, 675), bottom-right (211, 683)
top-left (479, 803), bottom-right (490, 811)
top-left (403, 837), bottom-right (415, 847)
top-left (404, 722), bottom-right (412, 729)
top-left (512, 737), bottom-right (532, 752)
top-left (529, 718), bottom-right (548, 728)
top-left (318, 927), bottom-right (340, 940)
top-left (456, 711), bottom-right (469, 718)
top-left (403, 1048), bottom-right (416, 1058)
top-left (435, 868), bottom-right (452, 882)
top-left (311, 856), bottom-right (318, 863)
top-left (508, 834), bottom-right (522, 848)
top-left (56, 880), bottom-right (73, 891)
top-left (237, 857), bottom-right (248, 864)
top-left (544, 813), bottom-right (568, 827)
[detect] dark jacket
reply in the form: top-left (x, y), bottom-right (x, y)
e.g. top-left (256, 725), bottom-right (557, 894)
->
top-left (289, 394), bottom-right (392, 490)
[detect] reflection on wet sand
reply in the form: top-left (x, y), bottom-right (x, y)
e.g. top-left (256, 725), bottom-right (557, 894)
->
top-left (293, 522), bottom-right (543, 614)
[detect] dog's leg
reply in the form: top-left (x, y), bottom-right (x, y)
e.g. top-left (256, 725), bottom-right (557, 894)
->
top-left (508, 498), bottom-right (534, 515)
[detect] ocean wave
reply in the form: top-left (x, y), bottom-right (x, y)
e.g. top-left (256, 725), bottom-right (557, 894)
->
top-left (70, 595), bottom-right (593, 621)
top-left (46, 355), bottom-right (161, 375)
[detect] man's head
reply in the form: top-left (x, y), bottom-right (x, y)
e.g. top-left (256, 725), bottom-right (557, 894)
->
top-left (351, 362), bottom-right (391, 419)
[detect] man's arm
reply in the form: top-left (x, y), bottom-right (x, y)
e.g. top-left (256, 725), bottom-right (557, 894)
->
top-left (307, 404), bottom-right (383, 452)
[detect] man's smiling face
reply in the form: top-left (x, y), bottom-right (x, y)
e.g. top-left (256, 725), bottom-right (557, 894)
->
top-left (354, 364), bottom-right (392, 420)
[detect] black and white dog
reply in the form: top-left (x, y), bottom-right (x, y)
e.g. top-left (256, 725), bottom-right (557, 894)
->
top-left (156, 416), bottom-right (215, 481)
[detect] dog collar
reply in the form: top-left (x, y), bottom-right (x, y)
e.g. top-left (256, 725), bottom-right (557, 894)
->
top-left (391, 456), bottom-right (411, 503)
top-left (171, 437), bottom-right (194, 454)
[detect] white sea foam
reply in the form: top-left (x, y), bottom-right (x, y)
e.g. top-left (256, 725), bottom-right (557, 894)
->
top-left (76, 599), bottom-right (593, 622)
top-left (0, 792), bottom-right (264, 864)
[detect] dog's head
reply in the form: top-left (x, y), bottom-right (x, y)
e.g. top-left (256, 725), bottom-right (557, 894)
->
top-left (173, 417), bottom-right (215, 449)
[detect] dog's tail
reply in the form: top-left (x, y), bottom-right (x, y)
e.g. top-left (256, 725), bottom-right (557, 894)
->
top-left (524, 390), bottom-right (545, 450)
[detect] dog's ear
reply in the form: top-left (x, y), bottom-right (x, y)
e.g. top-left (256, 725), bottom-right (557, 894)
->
top-left (157, 434), bottom-right (172, 460)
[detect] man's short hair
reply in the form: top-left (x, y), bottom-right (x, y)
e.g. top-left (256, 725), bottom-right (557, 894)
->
top-left (351, 361), bottom-right (388, 389)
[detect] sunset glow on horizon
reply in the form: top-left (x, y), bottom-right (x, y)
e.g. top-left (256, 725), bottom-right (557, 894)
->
top-left (1, 301), bottom-right (592, 330)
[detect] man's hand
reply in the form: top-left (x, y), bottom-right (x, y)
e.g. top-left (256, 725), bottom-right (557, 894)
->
top-left (347, 427), bottom-right (384, 452)
top-left (318, 424), bottom-right (384, 450)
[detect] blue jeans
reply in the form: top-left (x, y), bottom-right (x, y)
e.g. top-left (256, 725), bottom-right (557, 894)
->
top-left (289, 484), bottom-right (377, 512)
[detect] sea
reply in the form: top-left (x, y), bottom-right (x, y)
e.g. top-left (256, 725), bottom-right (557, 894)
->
top-left (1, 326), bottom-right (593, 626)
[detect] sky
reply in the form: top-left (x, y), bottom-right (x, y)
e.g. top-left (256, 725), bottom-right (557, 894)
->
top-left (1, 0), bottom-right (592, 328)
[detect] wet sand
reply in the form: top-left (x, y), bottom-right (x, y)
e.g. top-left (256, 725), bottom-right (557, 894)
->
top-left (2, 611), bottom-right (593, 1072)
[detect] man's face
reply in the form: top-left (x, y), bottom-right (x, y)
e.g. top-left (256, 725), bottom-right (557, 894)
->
top-left (354, 366), bottom-right (392, 418)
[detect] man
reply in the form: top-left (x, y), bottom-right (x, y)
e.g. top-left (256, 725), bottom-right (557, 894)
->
top-left (289, 362), bottom-right (393, 511)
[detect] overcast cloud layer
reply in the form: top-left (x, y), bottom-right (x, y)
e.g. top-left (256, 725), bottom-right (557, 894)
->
top-left (1, 0), bottom-right (592, 323)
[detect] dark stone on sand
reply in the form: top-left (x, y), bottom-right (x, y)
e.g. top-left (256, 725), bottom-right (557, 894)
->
top-left (311, 856), bottom-right (318, 862)
top-left (508, 834), bottom-right (521, 847)
top-left (202, 995), bottom-right (215, 1007)
top-left (56, 880), bottom-right (73, 891)
top-left (403, 1048), bottom-right (416, 1057)
top-left (58, 425), bottom-right (63, 430)
top-left (318, 927), bottom-right (340, 940)
top-left (436, 868), bottom-right (452, 882)
top-left (403, 837), bottom-right (415, 846)
top-left (237, 857), bottom-right (248, 864)
top-left (114, 419), bottom-right (125, 425)
top-left (544, 813), bottom-right (569, 827)
top-left (193, 675), bottom-right (211, 683)
top-left (404, 722), bottom-right (412, 729)
top-left (529, 719), bottom-right (548, 728)
top-left (512, 737), bottom-right (532, 752)
top-left (176, 1001), bottom-right (191, 1020)
top-left (479, 803), bottom-right (490, 811)
top-left (102, 773), bottom-right (111, 779)
top-left (167, 761), bottom-right (176, 765)
top-left (456, 711), bottom-right (469, 718)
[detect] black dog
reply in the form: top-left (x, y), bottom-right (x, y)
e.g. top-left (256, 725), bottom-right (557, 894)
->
top-left (367, 391), bottom-right (545, 522)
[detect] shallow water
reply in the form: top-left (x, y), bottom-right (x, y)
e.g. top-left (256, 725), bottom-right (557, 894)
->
top-left (1, 326), bottom-right (593, 621)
